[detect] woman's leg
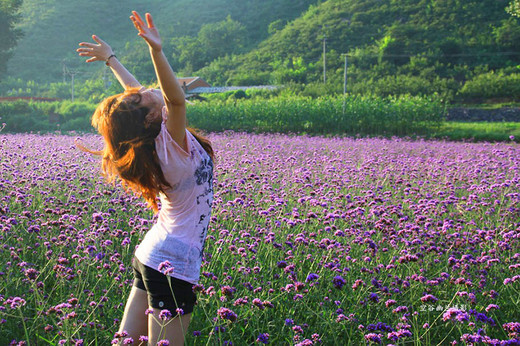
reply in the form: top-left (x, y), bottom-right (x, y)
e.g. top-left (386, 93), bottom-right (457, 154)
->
top-left (118, 286), bottom-right (149, 342)
top-left (148, 309), bottom-right (192, 346)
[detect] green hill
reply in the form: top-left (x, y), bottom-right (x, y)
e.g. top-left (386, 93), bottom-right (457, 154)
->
top-left (4, 0), bottom-right (520, 102)
top-left (197, 0), bottom-right (520, 96)
top-left (6, 0), bottom-right (318, 82)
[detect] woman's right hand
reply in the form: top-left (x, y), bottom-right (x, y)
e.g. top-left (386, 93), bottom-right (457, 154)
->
top-left (77, 35), bottom-right (114, 63)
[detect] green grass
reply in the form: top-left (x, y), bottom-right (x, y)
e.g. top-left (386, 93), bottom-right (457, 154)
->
top-left (429, 121), bottom-right (520, 142)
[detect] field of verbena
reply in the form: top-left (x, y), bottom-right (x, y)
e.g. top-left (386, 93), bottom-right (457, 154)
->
top-left (0, 133), bottom-right (519, 345)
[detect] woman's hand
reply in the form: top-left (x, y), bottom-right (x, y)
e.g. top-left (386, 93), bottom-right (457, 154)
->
top-left (130, 11), bottom-right (162, 52)
top-left (77, 35), bottom-right (114, 63)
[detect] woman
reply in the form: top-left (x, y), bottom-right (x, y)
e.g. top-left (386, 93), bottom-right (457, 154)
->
top-left (77, 11), bottom-right (214, 345)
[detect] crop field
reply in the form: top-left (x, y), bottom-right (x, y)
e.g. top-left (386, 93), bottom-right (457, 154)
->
top-left (0, 133), bottom-right (519, 345)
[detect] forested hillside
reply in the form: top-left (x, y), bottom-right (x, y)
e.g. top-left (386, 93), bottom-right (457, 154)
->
top-left (3, 0), bottom-right (520, 102)
top-left (199, 0), bottom-right (520, 99)
top-left (6, 0), bottom-right (317, 82)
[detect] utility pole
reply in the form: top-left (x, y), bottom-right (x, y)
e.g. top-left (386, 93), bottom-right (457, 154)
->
top-left (342, 54), bottom-right (348, 114)
top-left (70, 71), bottom-right (76, 102)
top-left (323, 34), bottom-right (327, 84)
top-left (63, 63), bottom-right (78, 102)
top-left (343, 54), bottom-right (348, 95)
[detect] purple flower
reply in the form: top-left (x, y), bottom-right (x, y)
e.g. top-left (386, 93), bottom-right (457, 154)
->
top-left (293, 325), bottom-right (303, 333)
top-left (420, 294), bottom-right (438, 303)
top-left (306, 273), bottom-right (319, 282)
top-left (217, 307), bottom-right (238, 322)
top-left (443, 308), bottom-right (469, 323)
top-left (221, 285), bottom-right (236, 297)
top-left (159, 309), bottom-right (172, 321)
top-left (365, 333), bottom-right (382, 343)
top-left (158, 261), bottom-right (172, 272)
top-left (24, 268), bottom-right (39, 280)
top-left (256, 333), bottom-right (270, 344)
top-left (92, 213), bottom-right (104, 222)
top-left (10, 297), bottom-right (26, 309)
top-left (369, 293), bottom-right (380, 303)
top-left (333, 276), bottom-right (346, 289)
top-left (114, 331), bottom-right (129, 338)
top-left (277, 261), bottom-right (287, 268)
top-left (485, 304), bottom-right (499, 312)
top-left (157, 341), bottom-right (169, 346)
top-left (385, 299), bottom-right (397, 307)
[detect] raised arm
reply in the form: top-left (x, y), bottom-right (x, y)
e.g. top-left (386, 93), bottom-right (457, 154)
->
top-left (130, 11), bottom-right (187, 148)
top-left (77, 35), bottom-right (142, 90)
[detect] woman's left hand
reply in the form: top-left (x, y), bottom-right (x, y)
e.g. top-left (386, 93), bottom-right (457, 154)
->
top-left (130, 11), bottom-right (162, 52)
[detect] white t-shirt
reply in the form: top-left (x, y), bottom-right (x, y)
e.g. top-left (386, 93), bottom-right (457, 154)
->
top-left (135, 108), bottom-right (213, 284)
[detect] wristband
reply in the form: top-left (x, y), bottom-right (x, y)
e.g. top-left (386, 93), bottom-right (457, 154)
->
top-left (105, 54), bottom-right (117, 66)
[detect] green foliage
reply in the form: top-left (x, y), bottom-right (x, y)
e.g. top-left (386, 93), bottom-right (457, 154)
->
top-left (4, 0), bottom-right (520, 102)
top-left (0, 100), bottom-right (55, 132)
top-left (270, 57), bottom-right (310, 84)
top-left (174, 16), bottom-right (247, 73)
top-left (430, 121), bottom-right (520, 142)
top-left (1, 95), bottom-right (445, 137)
top-left (507, 0), bottom-right (520, 16)
top-left (0, 0), bottom-right (23, 81)
top-left (7, 0), bottom-right (316, 83)
top-left (196, 0), bottom-right (520, 102)
top-left (186, 94), bottom-right (445, 136)
top-left (0, 99), bottom-right (95, 133)
top-left (58, 101), bottom-right (96, 120)
top-left (459, 72), bottom-right (520, 100)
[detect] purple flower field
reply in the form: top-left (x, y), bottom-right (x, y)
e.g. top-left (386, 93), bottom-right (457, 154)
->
top-left (0, 132), bottom-right (519, 345)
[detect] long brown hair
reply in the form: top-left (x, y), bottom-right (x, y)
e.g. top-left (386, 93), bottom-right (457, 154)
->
top-left (78, 88), bottom-right (214, 212)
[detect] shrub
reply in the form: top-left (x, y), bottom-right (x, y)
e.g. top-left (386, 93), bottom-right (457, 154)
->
top-left (58, 101), bottom-right (96, 120)
top-left (458, 71), bottom-right (520, 100)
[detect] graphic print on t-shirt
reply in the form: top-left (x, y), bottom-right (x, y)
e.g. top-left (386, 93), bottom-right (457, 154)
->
top-left (194, 155), bottom-right (213, 187)
top-left (194, 155), bottom-right (213, 259)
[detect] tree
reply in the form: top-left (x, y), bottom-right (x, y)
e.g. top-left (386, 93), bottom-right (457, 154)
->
top-left (174, 15), bottom-right (246, 72)
top-left (198, 15), bottom-right (246, 62)
top-left (507, 1), bottom-right (520, 17)
top-left (0, 0), bottom-right (23, 81)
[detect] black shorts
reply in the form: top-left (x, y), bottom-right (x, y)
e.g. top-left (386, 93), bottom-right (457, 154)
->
top-left (132, 257), bottom-right (197, 315)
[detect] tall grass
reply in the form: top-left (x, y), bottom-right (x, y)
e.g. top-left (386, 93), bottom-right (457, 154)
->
top-left (1, 95), bottom-right (444, 136)
top-left (187, 95), bottom-right (445, 136)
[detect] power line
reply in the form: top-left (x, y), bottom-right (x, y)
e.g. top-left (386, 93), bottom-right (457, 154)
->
top-left (62, 63), bottom-right (97, 101)
top-left (343, 51), bottom-right (520, 58)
